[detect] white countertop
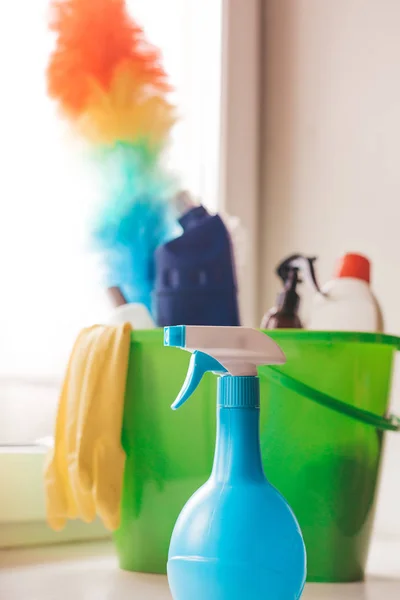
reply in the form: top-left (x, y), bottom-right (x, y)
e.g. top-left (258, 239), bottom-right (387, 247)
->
top-left (1, 538), bottom-right (399, 599)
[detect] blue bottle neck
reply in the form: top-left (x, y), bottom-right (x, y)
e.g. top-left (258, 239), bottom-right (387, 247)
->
top-left (211, 376), bottom-right (265, 483)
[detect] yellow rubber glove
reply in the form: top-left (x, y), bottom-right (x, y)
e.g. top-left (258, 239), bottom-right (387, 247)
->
top-left (65, 326), bottom-right (100, 523)
top-left (44, 332), bottom-right (85, 531)
top-left (73, 324), bottom-right (131, 530)
top-left (45, 323), bottom-right (131, 531)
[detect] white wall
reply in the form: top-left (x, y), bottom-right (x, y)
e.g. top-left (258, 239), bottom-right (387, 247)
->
top-left (261, 0), bottom-right (400, 537)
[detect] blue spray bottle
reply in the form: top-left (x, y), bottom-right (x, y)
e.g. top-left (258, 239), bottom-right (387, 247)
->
top-left (164, 325), bottom-right (306, 600)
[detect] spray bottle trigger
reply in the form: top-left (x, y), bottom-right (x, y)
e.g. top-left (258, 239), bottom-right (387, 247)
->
top-left (301, 257), bottom-right (323, 294)
top-left (172, 351), bottom-right (227, 410)
top-left (277, 254), bottom-right (323, 294)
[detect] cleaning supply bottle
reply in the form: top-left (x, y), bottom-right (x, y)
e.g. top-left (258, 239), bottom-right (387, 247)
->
top-left (154, 203), bottom-right (240, 327)
top-left (164, 325), bottom-right (306, 600)
top-left (308, 253), bottom-right (383, 332)
top-left (261, 254), bottom-right (321, 329)
top-left (107, 303), bottom-right (155, 329)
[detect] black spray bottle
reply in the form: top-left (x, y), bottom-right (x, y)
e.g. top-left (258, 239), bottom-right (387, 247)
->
top-left (261, 254), bottom-right (321, 329)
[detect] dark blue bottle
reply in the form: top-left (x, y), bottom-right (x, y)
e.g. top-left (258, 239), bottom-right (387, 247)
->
top-left (154, 205), bottom-right (240, 326)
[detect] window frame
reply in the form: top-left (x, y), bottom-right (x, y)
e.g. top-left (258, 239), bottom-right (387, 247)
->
top-left (0, 0), bottom-right (261, 546)
top-left (220, 0), bottom-right (261, 327)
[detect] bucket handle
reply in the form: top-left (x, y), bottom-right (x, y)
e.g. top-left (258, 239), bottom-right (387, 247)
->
top-left (263, 367), bottom-right (400, 432)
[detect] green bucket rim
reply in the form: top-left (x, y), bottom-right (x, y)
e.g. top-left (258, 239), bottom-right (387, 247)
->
top-left (263, 329), bottom-right (400, 348)
top-left (131, 328), bottom-right (400, 348)
top-left (260, 330), bottom-right (400, 432)
top-left (130, 329), bottom-right (400, 432)
top-left (131, 329), bottom-right (164, 344)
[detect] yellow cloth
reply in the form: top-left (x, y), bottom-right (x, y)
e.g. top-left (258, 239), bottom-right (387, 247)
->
top-left (44, 323), bottom-right (131, 531)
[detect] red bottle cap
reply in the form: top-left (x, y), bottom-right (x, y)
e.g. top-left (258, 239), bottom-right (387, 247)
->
top-left (335, 253), bottom-right (370, 283)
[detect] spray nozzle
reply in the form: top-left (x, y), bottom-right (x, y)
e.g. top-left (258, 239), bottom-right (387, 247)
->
top-left (164, 326), bottom-right (286, 409)
top-left (277, 254), bottom-right (322, 293)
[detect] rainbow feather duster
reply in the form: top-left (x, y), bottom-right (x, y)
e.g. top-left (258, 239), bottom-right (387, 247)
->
top-left (47, 0), bottom-right (179, 312)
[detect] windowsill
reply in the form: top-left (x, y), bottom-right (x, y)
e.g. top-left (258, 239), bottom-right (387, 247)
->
top-left (0, 444), bottom-right (48, 453)
top-left (0, 447), bottom-right (107, 547)
top-left (0, 521), bottom-right (109, 549)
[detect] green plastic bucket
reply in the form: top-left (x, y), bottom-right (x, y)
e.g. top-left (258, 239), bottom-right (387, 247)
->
top-left (114, 329), bottom-right (400, 582)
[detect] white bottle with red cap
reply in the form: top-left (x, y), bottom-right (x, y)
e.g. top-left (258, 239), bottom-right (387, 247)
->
top-left (308, 253), bottom-right (383, 332)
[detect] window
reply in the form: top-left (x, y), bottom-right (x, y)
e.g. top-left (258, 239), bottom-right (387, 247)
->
top-left (0, 0), bottom-right (261, 543)
top-left (0, 0), bottom-right (222, 445)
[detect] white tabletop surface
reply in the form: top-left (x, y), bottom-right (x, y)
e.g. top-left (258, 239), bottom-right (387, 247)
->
top-left (0, 538), bottom-right (399, 599)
